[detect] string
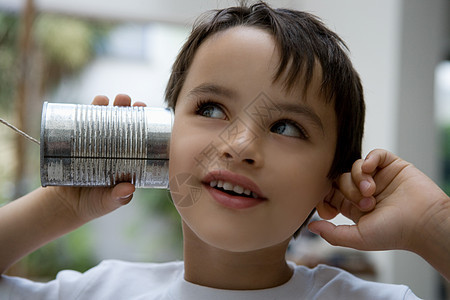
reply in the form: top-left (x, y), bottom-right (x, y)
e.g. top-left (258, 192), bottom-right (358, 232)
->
top-left (0, 117), bottom-right (40, 145)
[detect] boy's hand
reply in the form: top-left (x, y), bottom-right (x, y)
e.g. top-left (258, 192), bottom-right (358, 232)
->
top-left (49, 94), bottom-right (146, 222)
top-left (309, 149), bottom-right (450, 279)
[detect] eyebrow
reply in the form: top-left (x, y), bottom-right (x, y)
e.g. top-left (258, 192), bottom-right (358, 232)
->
top-left (275, 102), bottom-right (324, 134)
top-left (187, 83), bottom-right (238, 99)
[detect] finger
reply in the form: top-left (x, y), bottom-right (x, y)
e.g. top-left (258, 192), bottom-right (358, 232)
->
top-left (336, 172), bottom-right (374, 211)
top-left (132, 101), bottom-right (147, 107)
top-left (83, 183), bottom-right (135, 218)
top-left (336, 172), bottom-right (361, 200)
top-left (110, 182), bottom-right (135, 206)
top-left (319, 186), bottom-right (364, 223)
top-left (113, 94), bottom-right (132, 107)
top-left (362, 148), bottom-right (399, 174)
top-left (362, 149), bottom-right (386, 174)
top-left (362, 149), bottom-right (410, 196)
top-left (351, 159), bottom-right (376, 198)
top-left (308, 220), bottom-right (369, 250)
top-left (92, 95), bottom-right (109, 106)
top-left (349, 159), bottom-right (377, 211)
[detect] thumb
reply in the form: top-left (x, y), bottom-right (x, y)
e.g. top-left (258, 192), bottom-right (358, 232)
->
top-left (103, 182), bottom-right (136, 212)
top-left (308, 220), bottom-right (367, 250)
top-left (76, 183), bottom-right (136, 221)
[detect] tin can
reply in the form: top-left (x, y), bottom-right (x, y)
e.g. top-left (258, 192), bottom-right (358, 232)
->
top-left (40, 102), bottom-right (173, 188)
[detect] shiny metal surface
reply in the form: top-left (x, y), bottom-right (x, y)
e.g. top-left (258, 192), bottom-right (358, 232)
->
top-left (40, 102), bottom-right (172, 188)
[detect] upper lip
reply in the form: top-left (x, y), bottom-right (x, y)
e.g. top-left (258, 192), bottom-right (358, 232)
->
top-left (202, 170), bottom-right (266, 199)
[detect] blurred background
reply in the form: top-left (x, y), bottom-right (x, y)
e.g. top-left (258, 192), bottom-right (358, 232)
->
top-left (0, 0), bottom-right (448, 299)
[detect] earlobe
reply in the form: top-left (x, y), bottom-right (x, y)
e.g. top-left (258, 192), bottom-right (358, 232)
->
top-left (316, 187), bottom-right (339, 220)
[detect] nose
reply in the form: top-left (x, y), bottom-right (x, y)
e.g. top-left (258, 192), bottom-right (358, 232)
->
top-left (218, 118), bottom-right (263, 168)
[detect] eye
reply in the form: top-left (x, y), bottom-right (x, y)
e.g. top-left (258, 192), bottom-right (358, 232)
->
top-left (270, 120), bottom-right (308, 139)
top-left (195, 101), bottom-right (227, 119)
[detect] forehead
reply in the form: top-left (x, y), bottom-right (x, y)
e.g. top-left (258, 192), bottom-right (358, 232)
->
top-left (191, 26), bottom-right (278, 87)
top-left (186, 27), bottom-right (320, 95)
top-left (190, 28), bottom-right (327, 99)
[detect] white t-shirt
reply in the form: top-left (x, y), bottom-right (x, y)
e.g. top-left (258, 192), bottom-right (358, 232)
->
top-left (0, 260), bottom-right (419, 299)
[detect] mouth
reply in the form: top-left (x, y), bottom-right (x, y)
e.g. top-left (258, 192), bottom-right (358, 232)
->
top-left (208, 180), bottom-right (259, 199)
top-left (202, 170), bottom-right (267, 209)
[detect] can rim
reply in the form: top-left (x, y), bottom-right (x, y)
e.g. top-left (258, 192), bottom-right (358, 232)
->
top-left (40, 102), bottom-right (48, 187)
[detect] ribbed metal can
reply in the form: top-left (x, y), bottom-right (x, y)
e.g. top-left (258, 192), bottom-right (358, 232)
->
top-left (40, 102), bottom-right (173, 188)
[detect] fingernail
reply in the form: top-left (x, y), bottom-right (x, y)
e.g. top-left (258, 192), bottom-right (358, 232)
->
top-left (120, 193), bottom-right (133, 199)
top-left (116, 193), bottom-right (133, 202)
top-left (308, 225), bottom-right (320, 235)
top-left (359, 197), bottom-right (374, 211)
top-left (359, 180), bottom-right (371, 193)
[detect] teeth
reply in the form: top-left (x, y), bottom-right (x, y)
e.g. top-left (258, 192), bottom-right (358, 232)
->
top-left (223, 182), bottom-right (234, 191)
top-left (208, 180), bottom-right (257, 197)
top-left (233, 185), bottom-right (244, 194)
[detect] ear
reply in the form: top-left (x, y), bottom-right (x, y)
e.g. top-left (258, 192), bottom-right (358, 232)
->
top-left (315, 185), bottom-right (339, 220)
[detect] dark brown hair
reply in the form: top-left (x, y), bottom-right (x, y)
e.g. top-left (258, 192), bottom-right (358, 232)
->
top-left (165, 1), bottom-right (365, 181)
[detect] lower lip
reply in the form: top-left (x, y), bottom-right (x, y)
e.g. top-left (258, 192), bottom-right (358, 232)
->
top-left (204, 184), bottom-right (265, 209)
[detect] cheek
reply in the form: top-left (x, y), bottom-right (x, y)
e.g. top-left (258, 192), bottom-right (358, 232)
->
top-left (269, 150), bottom-right (333, 215)
top-left (169, 115), bottom-right (229, 178)
top-left (169, 119), bottom-right (200, 174)
top-left (272, 174), bottom-right (331, 239)
top-left (169, 117), bottom-right (222, 191)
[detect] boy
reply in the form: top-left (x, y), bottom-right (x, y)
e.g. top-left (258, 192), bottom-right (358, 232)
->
top-left (0, 2), bottom-right (448, 299)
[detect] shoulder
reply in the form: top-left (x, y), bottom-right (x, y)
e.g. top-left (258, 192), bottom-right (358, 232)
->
top-left (71, 260), bottom-right (184, 296)
top-left (79, 259), bottom-right (184, 280)
top-left (0, 260), bottom-right (185, 300)
top-left (291, 263), bottom-right (420, 300)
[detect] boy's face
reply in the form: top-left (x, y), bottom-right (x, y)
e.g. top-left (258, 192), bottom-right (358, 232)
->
top-left (169, 26), bottom-right (337, 252)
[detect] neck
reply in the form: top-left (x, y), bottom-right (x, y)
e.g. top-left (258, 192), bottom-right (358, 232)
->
top-left (182, 222), bottom-right (293, 290)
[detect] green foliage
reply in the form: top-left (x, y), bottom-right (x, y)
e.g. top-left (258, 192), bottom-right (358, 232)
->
top-left (33, 14), bottom-right (112, 92)
top-left (137, 188), bottom-right (179, 220)
top-left (36, 16), bottom-right (92, 70)
top-left (21, 225), bottom-right (96, 280)
top-left (34, 14), bottom-right (109, 72)
top-left (0, 12), bottom-right (19, 111)
top-left (136, 188), bottom-right (182, 233)
top-left (0, 11), bottom-right (112, 113)
top-left (135, 188), bottom-right (183, 258)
